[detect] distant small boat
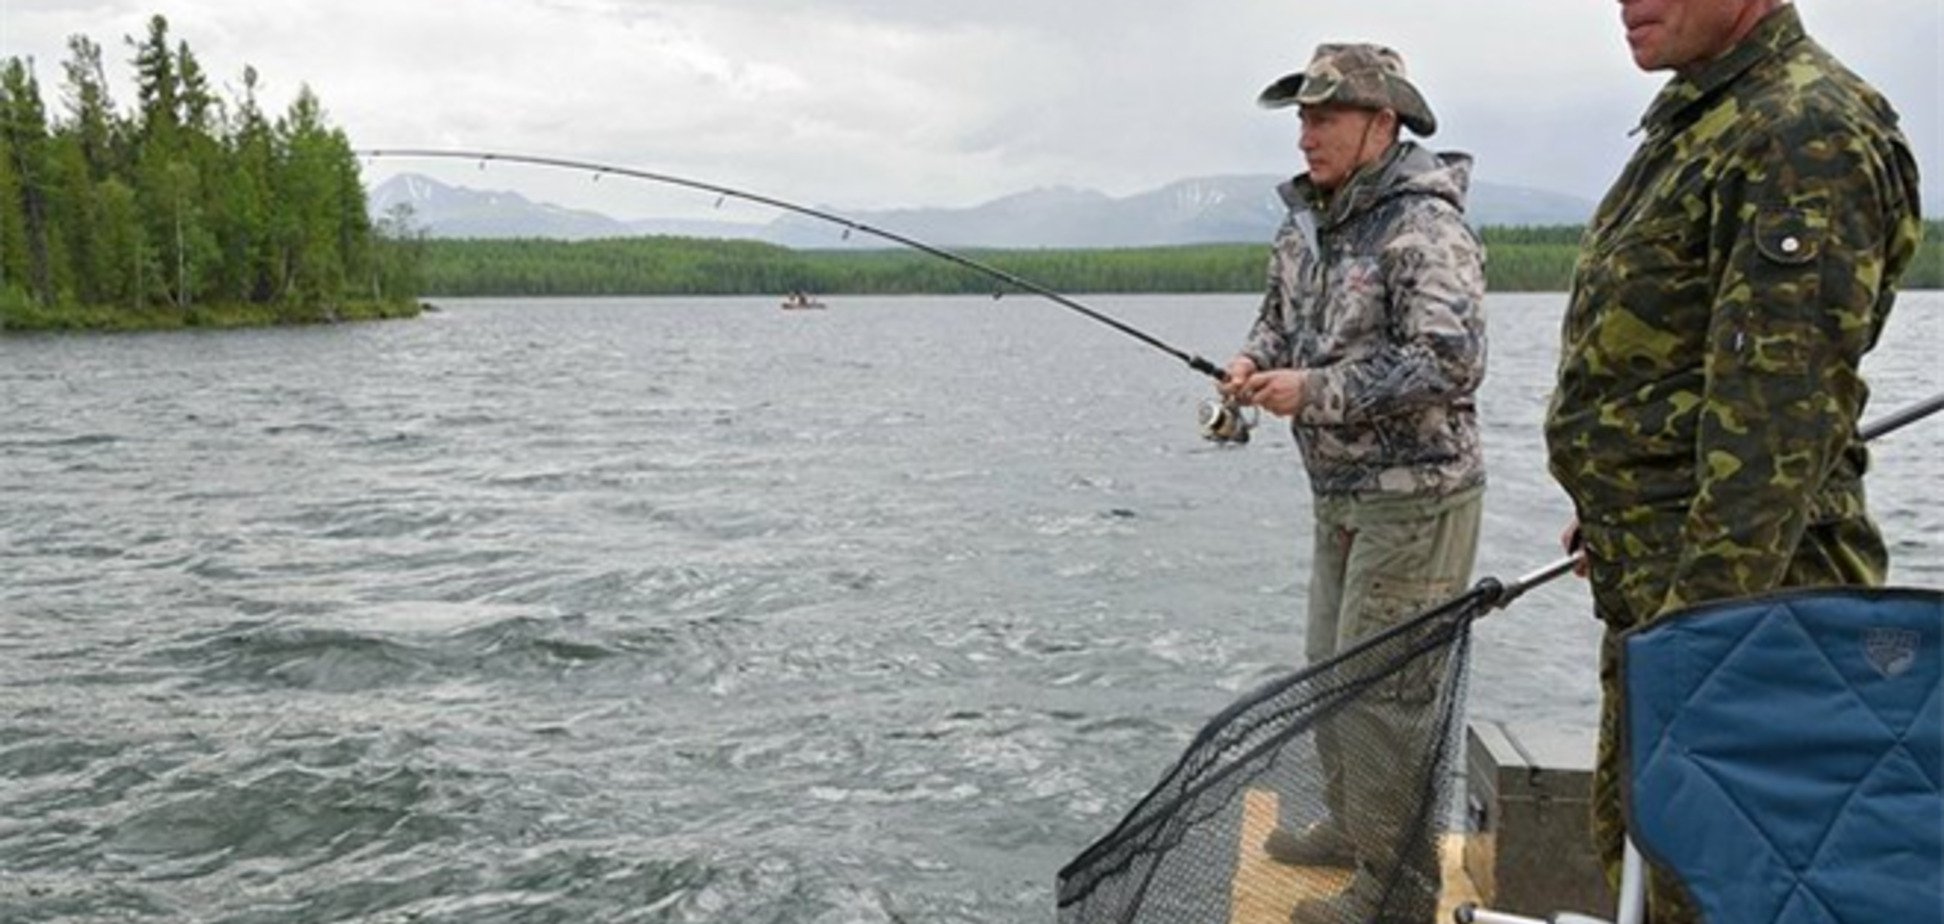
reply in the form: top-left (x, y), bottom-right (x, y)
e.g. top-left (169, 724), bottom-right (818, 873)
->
top-left (780, 293), bottom-right (827, 310)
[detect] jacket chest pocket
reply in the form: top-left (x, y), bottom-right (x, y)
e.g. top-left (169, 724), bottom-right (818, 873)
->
top-left (1570, 214), bottom-right (1712, 350)
top-left (1313, 257), bottom-right (1388, 354)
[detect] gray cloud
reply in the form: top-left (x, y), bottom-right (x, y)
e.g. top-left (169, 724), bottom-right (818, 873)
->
top-left (4, 0), bottom-right (1937, 219)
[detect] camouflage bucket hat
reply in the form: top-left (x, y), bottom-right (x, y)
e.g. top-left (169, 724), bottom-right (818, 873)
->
top-left (1257, 42), bottom-right (1438, 136)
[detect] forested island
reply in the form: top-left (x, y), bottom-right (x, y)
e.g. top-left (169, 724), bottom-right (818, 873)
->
top-left (0, 16), bottom-right (419, 332)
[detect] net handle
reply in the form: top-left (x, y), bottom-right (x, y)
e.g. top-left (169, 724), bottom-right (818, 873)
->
top-left (1483, 386), bottom-right (1944, 613)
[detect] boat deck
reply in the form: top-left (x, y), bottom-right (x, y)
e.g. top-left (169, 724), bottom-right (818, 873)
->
top-left (1228, 788), bottom-right (1480, 923)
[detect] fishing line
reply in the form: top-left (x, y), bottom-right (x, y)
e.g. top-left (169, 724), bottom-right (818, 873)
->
top-left (356, 148), bottom-right (1233, 385)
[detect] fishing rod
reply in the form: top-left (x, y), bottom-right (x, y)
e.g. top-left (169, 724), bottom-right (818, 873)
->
top-left (1480, 386), bottom-right (1944, 611)
top-left (356, 148), bottom-right (1253, 442)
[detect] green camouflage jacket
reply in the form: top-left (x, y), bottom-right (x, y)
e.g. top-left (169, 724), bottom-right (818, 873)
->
top-left (1545, 5), bottom-right (1923, 619)
top-left (1242, 141), bottom-right (1487, 497)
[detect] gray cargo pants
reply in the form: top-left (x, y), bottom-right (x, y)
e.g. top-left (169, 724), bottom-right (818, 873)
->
top-left (1306, 484), bottom-right (1483, 875)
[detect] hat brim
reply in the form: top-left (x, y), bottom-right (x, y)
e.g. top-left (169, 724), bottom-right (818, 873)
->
top-left (1254, 71), bottom-right (1438, 137)
top-left (1385, 76), bottom-right (1438, 137)
top-left (1256, 72), bottom-right (1311, 110)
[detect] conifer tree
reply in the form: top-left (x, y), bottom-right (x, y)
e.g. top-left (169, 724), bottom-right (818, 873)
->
top-left (228, 65), bottom-right (280, 301)
top-left (51, 134), bottom-right (104, 303)
top-left (94, 175), bottom-right (149, 309)
top-left (275, 86), bottom-right (328, 306)
top-left (0, 126), bottom-right (26, 301)
top-left (129, 15), bottom-right (179, 145)
top-left (1, 59), bottom-right (64, 305)
top-left (60, 36), bottom-right (120, 180)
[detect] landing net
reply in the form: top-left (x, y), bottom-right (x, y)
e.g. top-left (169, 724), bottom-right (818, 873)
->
top-left (1056, 583), bottom-right (1491, 924)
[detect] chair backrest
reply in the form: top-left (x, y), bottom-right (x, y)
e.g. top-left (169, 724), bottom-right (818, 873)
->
top-left (1621, 587), bottom-right (1942, 924)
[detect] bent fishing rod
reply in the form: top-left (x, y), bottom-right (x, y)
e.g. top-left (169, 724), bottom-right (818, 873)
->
top-left (1478, 386), bottom-right (1944, 613)
top-left (357, 148), bottom-right (1237, 387)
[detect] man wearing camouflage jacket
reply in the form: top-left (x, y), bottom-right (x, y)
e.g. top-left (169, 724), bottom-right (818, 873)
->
top-left (1223, 42), bottom-right (1486, 923)
top-left (1546, 1), bottom-right (1922, 920)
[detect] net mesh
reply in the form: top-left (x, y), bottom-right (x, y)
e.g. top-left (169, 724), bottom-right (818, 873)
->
top-left (1056, 584), bottom-right (1490, 924)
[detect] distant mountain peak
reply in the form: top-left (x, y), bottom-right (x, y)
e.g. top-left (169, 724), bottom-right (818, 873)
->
top-left (367, 171), bottom-right (1596, 246)
top-left (367, 173), bottom-right (772, 241)
top-left (988, 185), bottom-right (1112, 205)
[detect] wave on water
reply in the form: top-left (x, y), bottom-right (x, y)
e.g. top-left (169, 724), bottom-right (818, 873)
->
top-left (143, 605), bottom-right (763, 693)
top-left (2, 294), bottom-right (1935, 923)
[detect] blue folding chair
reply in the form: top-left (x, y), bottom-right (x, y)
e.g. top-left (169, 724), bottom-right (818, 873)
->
top-left (1459, 586), bottom-right (1942, 924)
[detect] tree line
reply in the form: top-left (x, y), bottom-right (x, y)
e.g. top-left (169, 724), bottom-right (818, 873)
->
top-left (0, 15), bottom-right (419, 331)
top-left (410, 224), bottom-right (1941, 297)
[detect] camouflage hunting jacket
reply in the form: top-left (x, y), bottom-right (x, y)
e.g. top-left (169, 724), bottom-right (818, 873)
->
top-left (1544, 5), bottom-right (1923, 619)
top-left (1241, 141), bottom-right (1487, 497)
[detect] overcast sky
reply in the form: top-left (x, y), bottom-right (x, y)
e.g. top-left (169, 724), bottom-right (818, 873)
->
top-left (5, 0), bottom-right (1939, 222)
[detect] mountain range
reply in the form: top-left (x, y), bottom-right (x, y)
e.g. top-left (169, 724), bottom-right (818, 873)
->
top-left (368, 171), bottom-right (1599, 248)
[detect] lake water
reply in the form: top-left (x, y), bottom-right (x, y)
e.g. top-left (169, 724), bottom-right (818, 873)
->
top-left (2, 292), bottom-right (1938, 923)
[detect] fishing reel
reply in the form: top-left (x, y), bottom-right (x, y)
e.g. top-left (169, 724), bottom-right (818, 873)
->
top-left (1197, 396), bottom-right (1256, 445)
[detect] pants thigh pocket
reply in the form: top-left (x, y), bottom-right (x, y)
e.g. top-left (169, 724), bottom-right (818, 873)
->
top-left (1360, 575), bottom-right (1461, 704)
top-left (1352, 515), bottom-right (1438, 576)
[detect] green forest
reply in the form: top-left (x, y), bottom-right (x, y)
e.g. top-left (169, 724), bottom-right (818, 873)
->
top-left (411, 233), bottom-right (1568, 297)
top-left (409, 222), bottom-right (1940, 298)
top-left (0, 15), bottom-right (419, 331)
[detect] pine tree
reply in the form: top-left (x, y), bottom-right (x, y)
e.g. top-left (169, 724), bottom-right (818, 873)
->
top-left (125, 16), bottom-right (220, 312)
top-left (94, 176), bottom-right (151, 309)
top-left (175, 44), bottom-right (217, 134)
top-left (228, 65), bottom-right (280, 302)
top-left (1, 59), bottom-right (64, 305)
top-left (328, 127), bottom-right (372, 300)
top-left (129, 15), bottom-right (179, 145)
top-left (0, 123), bottom-right (27, 302)
top-left (274, 85), bottom-right (346, 309)
top-left (51, 135), bottom-right (104, 303)
top-left (60, 36), bottom-right (121, 180)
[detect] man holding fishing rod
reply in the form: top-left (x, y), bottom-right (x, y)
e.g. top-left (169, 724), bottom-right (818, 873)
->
top-left (1545, 0), bottom-right (1923, 921)
top-left (1219, 42), bottom-right (1488, 922)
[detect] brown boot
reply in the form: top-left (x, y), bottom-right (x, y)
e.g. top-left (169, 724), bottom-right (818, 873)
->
top-left (1286, 885), bottom-right (1366, 924)
top-left (1262, 822), bottom-right (1355, 867)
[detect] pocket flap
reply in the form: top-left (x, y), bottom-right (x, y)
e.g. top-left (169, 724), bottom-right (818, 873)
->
top-left (1753, 206), bottom-right (1821, 265)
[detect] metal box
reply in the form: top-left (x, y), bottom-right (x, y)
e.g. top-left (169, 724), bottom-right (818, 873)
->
top-left (1462, 720), bottom-right (1615, 917)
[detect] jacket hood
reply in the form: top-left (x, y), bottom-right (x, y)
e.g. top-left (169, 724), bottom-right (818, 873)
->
top-left (1279, 141), bottom-right (1473, 227)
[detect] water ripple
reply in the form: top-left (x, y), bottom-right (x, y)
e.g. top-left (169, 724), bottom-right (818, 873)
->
top-left (1, 294), bottom-right (1935, 923)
